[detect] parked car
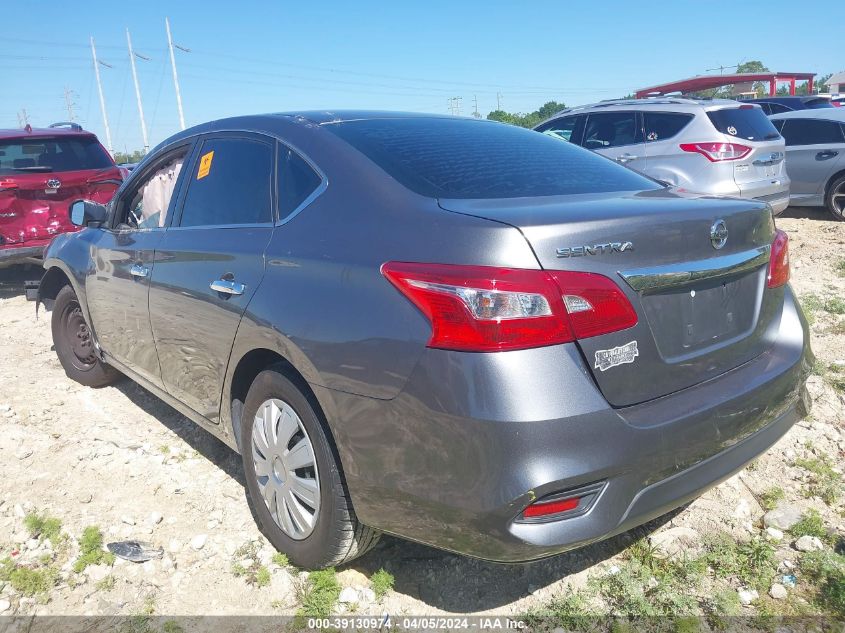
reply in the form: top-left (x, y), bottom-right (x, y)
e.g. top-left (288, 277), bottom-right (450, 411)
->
top-left (0, 122), bottom-right (122, 266)
top-left (769, 109), bottom-right (845, 220)
top-left (831, 97), bottom-right (844, 108)
top-left (742, 96), bottom-right (833, 115)
top-left (37, 112), bottom-right (812, 569)
top-left (535, 98), bottom-right (790, 215)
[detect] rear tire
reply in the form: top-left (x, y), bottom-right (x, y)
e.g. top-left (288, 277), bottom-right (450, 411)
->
top-left (51, 285), bottom-right (119, 387)
top-left (824, 174), bottom-right (845, 221)
top-left (240, 365), bottom-right (380, 569)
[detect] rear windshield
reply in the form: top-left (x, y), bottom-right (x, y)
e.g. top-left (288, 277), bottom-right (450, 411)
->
top-left (326, 117), bottom-right (658, 199)
top-left (805, 98), bottom-right (834, 109)
top-left (706, 107), bottom-right (781, 141)
top-left (0, 136), bottom-right (113, 175)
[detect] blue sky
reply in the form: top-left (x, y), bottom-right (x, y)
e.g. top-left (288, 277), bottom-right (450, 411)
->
top-left (1, 0), bottom-right (840, 153)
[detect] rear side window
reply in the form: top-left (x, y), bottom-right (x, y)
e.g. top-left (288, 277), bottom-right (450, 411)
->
top-left (707, 107), bottom-right (781, 141)
top-left (767, 103), bottom-right (791, 114)
top-left (178, 137), bottom-right (273, 227)
top-left (779, 119), bottom-right (845, 146)
top-left (583, 112), bottom-right (642, 149)
top-left (326, 117), bottom-right (658, 199)
top-left (643, 112), bottom-right (694, 142)
top-left (278, 145), bottom-right (322, 221)
top-left (0, 136), bottom-right (113, 175)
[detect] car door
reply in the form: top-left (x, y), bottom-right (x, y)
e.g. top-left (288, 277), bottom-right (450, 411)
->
top-left (148, 133), bottom-right (275, 422)
top-left (777, 117), bottom-right (845, 201)
top-left (84, 141), bottom-right (194, 389)
top-left (581, 111), bottom-right (647, 173)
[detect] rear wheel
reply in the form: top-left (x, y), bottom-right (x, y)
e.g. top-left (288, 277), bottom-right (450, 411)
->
top-left (240, 366), bottom-right (380, 569)
top-left (51, 285), bottom-right (119, 387)
top-left (824, 174), bottom-right (845, 221)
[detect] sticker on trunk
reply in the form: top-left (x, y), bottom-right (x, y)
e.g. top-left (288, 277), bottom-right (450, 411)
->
top-left (594, 341), bottom-right (639, 372)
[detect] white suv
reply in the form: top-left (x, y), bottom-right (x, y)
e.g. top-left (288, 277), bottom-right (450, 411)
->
top-left (535, 98), bottom-right (790, 214)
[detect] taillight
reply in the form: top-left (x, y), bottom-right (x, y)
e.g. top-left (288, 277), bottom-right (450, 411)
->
top-left (381, 262), bottom-right (637, 352)
top-left (680, 142), bottom-right (751, 162)
top-left (523, 496), bottom-right (580, 518)
top-left (0, 179), bottom-right (19, 193)
top-left (767, 229), bottom-right (790, 288)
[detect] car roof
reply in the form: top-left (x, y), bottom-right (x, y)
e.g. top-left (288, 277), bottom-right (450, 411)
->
top-left (769, 108), bottom-right (845, 122)
top-left (747, 96), bottom-right (828, 103)
top-left (0, 126), bottom-right (97, 141)
top-left (532, 98), bottom-right (755, 127)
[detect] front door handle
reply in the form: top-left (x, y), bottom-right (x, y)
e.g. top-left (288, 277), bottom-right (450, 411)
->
top-left (616, 153), bottom-right (638, 164)
top-left (210, 278), bottom-right (245, 296)
top-left (130, 264), bottom-right (150, 279)
top-left (817, 150), bottom-right (839, 160)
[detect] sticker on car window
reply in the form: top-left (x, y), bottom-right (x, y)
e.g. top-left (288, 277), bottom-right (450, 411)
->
top-left (197, 150), bottom-right (214, 180)
top-left (594, 341), bottom-right (638, 372)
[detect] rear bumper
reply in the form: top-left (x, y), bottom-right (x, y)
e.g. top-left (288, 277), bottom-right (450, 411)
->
top-left (0, 244), bottom-right (45, 265)
top-left (320, 285), bottom-right (812, 562)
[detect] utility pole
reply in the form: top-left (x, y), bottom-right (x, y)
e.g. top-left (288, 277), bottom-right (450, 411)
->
top-left (165, 17), bottom-right (186, 130)
top-left (63, 87), bottom-right (77, 121)
top-left (496, 92), bottom-right (501, 111)
top-left (126, 28), bottom-right (150, 153)
top-left (90, 36), bottom-right (113, 154)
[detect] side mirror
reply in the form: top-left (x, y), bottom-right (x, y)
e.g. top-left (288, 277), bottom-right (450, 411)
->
top-left (69, 199), bottom-right (107, 228)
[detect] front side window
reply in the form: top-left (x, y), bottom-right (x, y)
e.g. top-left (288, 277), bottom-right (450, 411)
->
top-left (779, 119), bottom-right (845, 146)
top-left (278, 144), bottom-right (322, 221)
top-left (583, 112), bottom-right (642, 149)
top-left (179, 137), bottom-right (272, 227)
top-left (643, 112), bottom-right (694, 142)
top-left (0, 136), bottom-right (113, 175)
top-left (537, 116), bottom-right (580, 143)
top-left (116, 149), bottom-right (188, 230)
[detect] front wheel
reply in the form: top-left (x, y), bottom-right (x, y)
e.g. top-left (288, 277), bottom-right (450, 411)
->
top-left (240, 366), bottom-right (380, 569)
top-left (825, 174), bottom-right (845, 221)
top-left (51, 285), bottom-right (120, 387)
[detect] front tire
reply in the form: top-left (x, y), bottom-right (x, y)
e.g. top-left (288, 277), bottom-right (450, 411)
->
top-left (240, 366), bottom-right (380, 569)
top-left (51, 285), bottom-right (120, 387)
top-left (824, 174), bottom-right (845, 221)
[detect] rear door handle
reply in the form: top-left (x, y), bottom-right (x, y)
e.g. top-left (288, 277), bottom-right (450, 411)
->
top-left (129, 264), bottom-right (150, 279)
top-left (817, 150), bottom-right (839, 160)
top-left (210, 279), bottom-right (245, 296)
top-left (615, 153), bottom-right (638, 164)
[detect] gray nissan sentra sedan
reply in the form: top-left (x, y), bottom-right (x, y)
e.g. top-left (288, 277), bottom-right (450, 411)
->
top-left (36, 112), bottom-right (813, 569)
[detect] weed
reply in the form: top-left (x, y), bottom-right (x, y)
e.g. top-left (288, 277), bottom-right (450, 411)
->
top-left (370, 568), bottom-right (394, 600)
top-left (837, 258), bottom-right (845, 278)
top-left (794, 456), bottom-right (842, 505)
top-left (790, 509), bottom-right (835, 546)
top-left (271, 552), bottom-right (289, 567)
top-left (7, 565), bottom-right (58, 596)
top-left (73, 526), bottom-right (115, 573)
top-left (590, 558), bottom-right (700, 617)
top-left (23, 512), bottom-right (62, 542)
top-left (255, 566), bottom-right (271, 588)
top-left (759, 486), bottom-right (785, 511)
top-left (703, 533), bottom-right (777, 590)
top-left (96, 575), bottom-right (116, 592)
top-left (825, 297), bottom-right (845, 315)
top-left (159, 445), bottom-right (170, 455)
top-left (708, 588), bottom-right (742, 616)
top-left (802, 294), bottom-right (824, 324)
top-left (799, 549), bottom-right (845, 617)
top-left (298, 568), bottom-right (341, 617)
top-left (162, 621), bottom-right (184, 633)
top-left (812, 361), bottom-right (829, 377)
top-left (523, 588), bottom-right (594, 629)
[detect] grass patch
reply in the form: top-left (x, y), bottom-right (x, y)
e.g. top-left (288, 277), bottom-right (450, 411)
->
top-left (0, 558), bottom-right (58, 597)
top-left (73, 526), bottom-right (115, 573)
top-left (836, 258), bottom-right (845, 278)
top-left (370, 568), bottom-right (394, 600)
top-left (789, 509), bottom-right (835, 546)
top-left (825, 297), bottom-right (845, 315)
top-left (799, 549), bottom-right (845, 617)
top-left (523, 588), bottom-right (594, 629)
top-left (96, 575), bottom-right (116, 592)
top-left (802, 294), bottom-right (824, 325)
top-left (794, 455), bottom-right (842, 505)
top-left (255, 566), bottom-right (271, 588)
top-left (23, 512), bottom-right (62, 542)
top-left (759, 486), bottom-right (785, 511)
top-left (271, 552), bottom-right (289, 567)
top-left (591, 558), bottom-right (701, 616)
top-left (298, 568), bottom-right (341, 617)
top-left (703, 533), bottom-right (777, 590)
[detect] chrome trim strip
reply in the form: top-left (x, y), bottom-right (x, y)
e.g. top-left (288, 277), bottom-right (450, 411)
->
top-left (619, 245), bottom-right (771, 292)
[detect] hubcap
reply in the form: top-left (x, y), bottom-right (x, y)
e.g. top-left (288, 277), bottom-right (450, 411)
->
top-left (832, 182), bottom-right (845, 217)
top-left (251, 399), bottom-right (320, 540)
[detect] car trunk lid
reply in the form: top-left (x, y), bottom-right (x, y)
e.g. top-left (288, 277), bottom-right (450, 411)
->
top-left (439, 189), bottom-right (779, 407)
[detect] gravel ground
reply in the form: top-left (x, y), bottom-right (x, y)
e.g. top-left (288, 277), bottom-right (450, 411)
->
top-left (0, 205), bottom-right (842, 618)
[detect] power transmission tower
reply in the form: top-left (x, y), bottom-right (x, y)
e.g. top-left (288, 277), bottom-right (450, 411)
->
top-left (90, 36), bottom-right (114, 154)
top-left (452, 96), bottom-right (462, 116)
top-left (472, 94), bottom-right (480, 118)
top-left (17, 109), bottom-right (29, 127)
top-left (496, 92), bottom-right (501, 111)
top-left (165, 17), bottom-right (188, 130)
top-left (126, 28), bottom-right (150, 153)
top-left (64, 87), bottom-right (77, 121)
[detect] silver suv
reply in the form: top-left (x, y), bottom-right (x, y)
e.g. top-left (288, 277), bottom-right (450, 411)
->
top-left (535, 98), bottom-right (790, 214)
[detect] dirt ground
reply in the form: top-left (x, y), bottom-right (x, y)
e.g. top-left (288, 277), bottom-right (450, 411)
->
top-left (0, 205), bottom-right (843, 618)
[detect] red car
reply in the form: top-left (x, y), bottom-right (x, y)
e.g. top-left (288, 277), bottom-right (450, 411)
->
top-left (0, 123), bottom-right (123, 265)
